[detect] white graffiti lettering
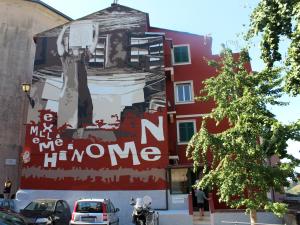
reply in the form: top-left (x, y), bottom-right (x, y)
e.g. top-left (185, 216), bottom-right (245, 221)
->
top-left (44, 153), bottom-right (57, 167)
top-left (108, 141), bottom-right (141, 166)
top-left (59, 151), bottom-right (67, 161)
top-left (42, 123), bottom-right (53, 133)
top-left (55, 138), bottom-right (63, 147)
top-left (30, 126), bottom-right (38, 136)
top-left (86, 144), bottom-right (105, 159)
top-left (34, 118), bottom-right (165, 167)
top-left (140, 147), bottom-right (161, 161)
top-left (71, 149), bottom-right (84, 163)
top-left (32, 137), bottom-right (40, 144)
top-left (43, 113), bottom-right (53, 122)
top-left (141, 116), bottom-right (164, 144)
top-left (39, 141), bottom-right (55, 152)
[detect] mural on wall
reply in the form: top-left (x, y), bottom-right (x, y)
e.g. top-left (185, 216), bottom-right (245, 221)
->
top-left (21, 6), bottom-right (168, 190)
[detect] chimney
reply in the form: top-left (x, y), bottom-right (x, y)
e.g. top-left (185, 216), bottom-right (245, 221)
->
top-left (111, 0), bottom-right (118, 6)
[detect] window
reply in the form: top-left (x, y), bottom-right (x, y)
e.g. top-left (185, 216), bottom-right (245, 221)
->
top-left (173, 45), bottom-right (191, 65)
top-left (106, 201), bottom-right (112, 213)
top-left (75, 201), bottom-right (103, 213)
top-left (34, 38), bottom-right (47, 65)
top-left (62, 201), bottom-right (69, 212)
top-left (175, 81), bottom-right (194, 104)
top-left (88, 36), bottom-right (107, 68)
top-left (177, 120), bottom-right (196, 144)
top-left (24, 200), bottom-right (55, 211)
top-left (55, 201), bottom-right (64, 213)
top-left (110, 201), bottom-right (115, 213)
top-left (170, 168), bottom-right (190, 194)
top-left (130, 34), bottom-right (164, 70)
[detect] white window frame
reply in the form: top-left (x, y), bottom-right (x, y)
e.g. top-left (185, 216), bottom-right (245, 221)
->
top-left (172, 44), bottom-right (191, 65)
top-left (174, 80), bottom-right (194, 105)
top-left (176, 119), bottom-right (196, 145)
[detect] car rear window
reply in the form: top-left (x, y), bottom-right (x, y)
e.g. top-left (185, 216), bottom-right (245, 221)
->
top-left (24, 200), bottom-right (55, 211)
top-left (75, 201), bottom-right (103, 213)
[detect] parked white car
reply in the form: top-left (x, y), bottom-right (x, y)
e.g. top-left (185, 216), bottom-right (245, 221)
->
top-left (70, 198), bottom-right (119, 225)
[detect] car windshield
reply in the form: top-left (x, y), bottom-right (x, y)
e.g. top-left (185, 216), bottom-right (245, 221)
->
top-left (0, 211), bottom-right (25, 225)
top-left (24, 200), bottom-right (56, 211)
top-left (76, 201), bottom-right (103, 213)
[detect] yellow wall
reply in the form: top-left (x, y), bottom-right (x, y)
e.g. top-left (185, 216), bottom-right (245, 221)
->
top-left (0, 0), bottom-right (70, 195)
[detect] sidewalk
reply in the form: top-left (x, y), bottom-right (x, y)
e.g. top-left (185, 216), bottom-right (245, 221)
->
top-left (193, 211), bottom-right (211, 225)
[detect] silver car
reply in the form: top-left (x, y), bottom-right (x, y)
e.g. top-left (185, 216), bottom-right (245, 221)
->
top-left (70, 199), bottom-right (119, 225)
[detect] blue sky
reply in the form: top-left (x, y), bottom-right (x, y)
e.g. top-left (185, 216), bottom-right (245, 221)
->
top-left (42, 0), bottom-right (299, 163)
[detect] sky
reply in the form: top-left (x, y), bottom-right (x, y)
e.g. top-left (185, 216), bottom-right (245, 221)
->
top-left (41, 0), bottom-right (299, 168)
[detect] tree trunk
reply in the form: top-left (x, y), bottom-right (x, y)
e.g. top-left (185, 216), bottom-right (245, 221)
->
top-left (250, 209), bottom-right (257, 225)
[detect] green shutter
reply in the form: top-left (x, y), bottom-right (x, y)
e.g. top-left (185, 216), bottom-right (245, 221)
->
top-left (179, 122), bottom-right (194, 142)
top-left (174, 46), bottom-right (189, 63)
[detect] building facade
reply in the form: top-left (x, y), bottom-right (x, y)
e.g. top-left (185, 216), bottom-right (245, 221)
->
top-left (16, 3), bottom-right (234, 224)
top-left (149, 27), bottom-right (230, 211)
top-left (0, 0), bottom-right (71, 195)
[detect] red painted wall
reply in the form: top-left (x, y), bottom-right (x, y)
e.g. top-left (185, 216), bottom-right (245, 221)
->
top-left (150, 27), bottom-right (228, 165)
top-left (21, 109), bottom-right (168, 190)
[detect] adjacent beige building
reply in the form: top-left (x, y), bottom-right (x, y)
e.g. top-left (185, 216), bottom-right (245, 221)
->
top-left (0, 0), bottom-right (71, 196)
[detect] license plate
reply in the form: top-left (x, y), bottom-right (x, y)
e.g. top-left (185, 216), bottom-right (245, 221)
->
top-left (81, 217), bottom-right (95, 222)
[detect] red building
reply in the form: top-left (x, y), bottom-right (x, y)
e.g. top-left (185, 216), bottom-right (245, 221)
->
top-left (150, 27), bottom-right (231, 210)
top-left (17, 3), bottom-right (236, 224)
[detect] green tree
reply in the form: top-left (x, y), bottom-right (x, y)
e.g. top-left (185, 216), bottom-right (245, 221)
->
top-left (187, 47), bottom-right (300, 225)
top-left (246, 0), bottom-right (300, 96)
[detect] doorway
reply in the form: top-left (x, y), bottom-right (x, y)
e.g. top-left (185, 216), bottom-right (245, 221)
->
top-left (190, 168), bottom-right (209, 211)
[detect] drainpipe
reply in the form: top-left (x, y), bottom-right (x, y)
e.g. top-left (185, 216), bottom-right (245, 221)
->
top-left (208, 193), bottom-right (215, 213)
top-left (165, 168), bottom-right (169, 210)
top-left (268, 158), bottom-right (276, 202)
top-left (188, 192), bottom-right (193, 215)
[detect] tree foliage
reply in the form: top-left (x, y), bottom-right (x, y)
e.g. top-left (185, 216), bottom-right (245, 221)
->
top-left (187, 47), bottom-right (300, 218)
top-left (246, 0), bottom-right (300, 96)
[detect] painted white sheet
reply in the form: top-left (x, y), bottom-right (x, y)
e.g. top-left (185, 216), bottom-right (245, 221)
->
top-left (69, 21), bottom-right (94, 48)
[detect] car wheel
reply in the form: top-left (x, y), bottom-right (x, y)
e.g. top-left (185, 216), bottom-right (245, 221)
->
top-left (137, 220), bottom-right (144, 225)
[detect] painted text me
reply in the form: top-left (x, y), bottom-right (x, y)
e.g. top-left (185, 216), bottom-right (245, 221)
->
top-left (27, 113), bottom-right (165, 168)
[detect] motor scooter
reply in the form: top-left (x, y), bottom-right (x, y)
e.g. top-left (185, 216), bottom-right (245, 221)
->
top-left (130, 196), bottom-right (158, 225)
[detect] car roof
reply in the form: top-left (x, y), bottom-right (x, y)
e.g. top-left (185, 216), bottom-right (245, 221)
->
top-left (76, 199), bottom-right (107, 202)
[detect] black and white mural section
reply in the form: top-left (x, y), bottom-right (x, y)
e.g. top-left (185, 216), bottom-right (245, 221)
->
top-left (29, 18), bottom-right (165, 131)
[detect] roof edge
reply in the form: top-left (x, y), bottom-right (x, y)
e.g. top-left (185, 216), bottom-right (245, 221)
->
top-left (150, 26), bottom-right (211, 38)
top-left (74, 3), bottom-right (149, 22)
top-left (27, 0), bottom-right (73, 21)
top-left (108, 3), bottom-right (148, 14)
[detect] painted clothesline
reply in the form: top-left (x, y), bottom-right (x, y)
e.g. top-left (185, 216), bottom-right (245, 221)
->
top-left (33, 73), bottom-right (150, 82)
top-left (33, 74), bottom-right (165, 95)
